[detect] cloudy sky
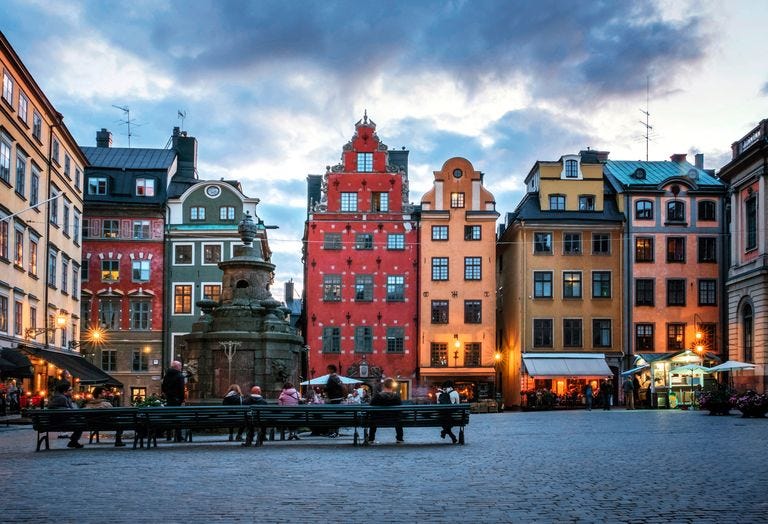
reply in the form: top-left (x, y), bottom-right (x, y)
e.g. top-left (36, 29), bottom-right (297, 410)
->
top-left (3, 0), bottom-right (768, 301)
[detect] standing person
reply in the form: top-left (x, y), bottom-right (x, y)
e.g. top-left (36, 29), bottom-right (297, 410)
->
top-left (584, 383), bottom-right (594, 411)
top-left (438, 380), bottom-right (460, 444)
top-left (278, 382), bottom-right (302, 440)
top-left (85, 386), bottom-right (126, 447)
top-left (242, 386), bottom-right (267, 446)
top-left (599, 380), bottom-right (611, 411)
top-left (222, 384), bottom-right (244, 441)
top-left (8, 380), bottom-right (20, 414)
top-left (48, 381), bottom-right (83, 449)
top-left (622, 377), bottom-right (635, 410)
top-left (325, 364), bottom-right (346, 438)
top-left (367, 378), bottom-right (404, 444)
top-left (632, 375), bottom-right (641, 407)
top-left (161, 360), bottom-right (186, 442)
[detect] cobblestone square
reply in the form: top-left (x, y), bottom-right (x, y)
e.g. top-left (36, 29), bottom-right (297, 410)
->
top-left (1, 409), bottom-right (766, 523)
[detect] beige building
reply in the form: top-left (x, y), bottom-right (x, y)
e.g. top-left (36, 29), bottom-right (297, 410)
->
top-left (418, 157), bottom-right (499, 401)
top-left (497, 150), bottom-right (624, 408)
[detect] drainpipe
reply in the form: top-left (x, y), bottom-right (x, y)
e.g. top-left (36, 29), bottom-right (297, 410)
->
top-left (44, 115), bottom-right (63, 348)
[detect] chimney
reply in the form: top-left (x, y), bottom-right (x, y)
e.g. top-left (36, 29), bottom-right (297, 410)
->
top-left (284, 280), bottom-right (294, 304)
top-left (96, 128), bottom-right (112, 148)
top-left (173, 128), bottom-right (198, 179)
top-left (695, 153), bottom-right (704, 169)
top-left (596, 150), bottom-right (610, 163)
top-left (670, 153), bottom-right (687, 163)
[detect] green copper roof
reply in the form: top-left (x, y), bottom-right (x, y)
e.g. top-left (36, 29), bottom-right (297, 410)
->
top-left (605, 160), bottom-right (723, 188)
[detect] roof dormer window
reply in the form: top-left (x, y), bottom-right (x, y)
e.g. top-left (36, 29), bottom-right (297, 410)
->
top-left (561, 155), bottom-right (582, 180)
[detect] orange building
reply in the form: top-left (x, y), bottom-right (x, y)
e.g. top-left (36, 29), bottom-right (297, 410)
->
top-left (418, 158), bottom-right (499, 401)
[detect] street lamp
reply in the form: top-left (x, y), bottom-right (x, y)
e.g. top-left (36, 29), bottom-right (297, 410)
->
top-left (25, 312), bottom-right (67, 339)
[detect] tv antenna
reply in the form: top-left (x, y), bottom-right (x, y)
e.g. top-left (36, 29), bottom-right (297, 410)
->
top-left (112, 104), bottom-right (134, 147)
top-left (638, 77), bottom-right (652, 161)
top-left (178, 109), bottom-right (187, 129)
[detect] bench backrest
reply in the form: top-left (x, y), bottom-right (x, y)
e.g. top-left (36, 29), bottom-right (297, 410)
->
top-left (30, 408), bottom-right (139, 432)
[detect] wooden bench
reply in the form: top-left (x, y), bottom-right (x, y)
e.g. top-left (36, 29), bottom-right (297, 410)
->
top-left (359, 404), bottom-right (470, 445)
top-left (26, 408), bottom-right (139, 451)
top-left (138, 405), bottom-right (251, 448)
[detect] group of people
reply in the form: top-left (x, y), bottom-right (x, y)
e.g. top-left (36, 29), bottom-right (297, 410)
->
top-left (0, 380), bottom-right (23, 415)
top-left (46, 381), bottom-right (124, 449)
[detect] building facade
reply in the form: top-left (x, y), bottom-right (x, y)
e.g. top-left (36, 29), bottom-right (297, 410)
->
top-left (498, 150), bottom-right (624, 408)
top-left (717, 119), bottom-right (768, 393)
top-left (418, 157), bottom-right (499, 401)
top-left (303, 114), bottom-right (418, 397)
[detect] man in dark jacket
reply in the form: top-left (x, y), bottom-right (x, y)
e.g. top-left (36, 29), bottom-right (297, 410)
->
top-left (48, 381), bottom-right (83, 448)
top-left (161, 361), bottom-right (185, 441)
top-left (242, 386), bottom-right (267, 446)
top-left (367, 378), bottom-right (404, 444)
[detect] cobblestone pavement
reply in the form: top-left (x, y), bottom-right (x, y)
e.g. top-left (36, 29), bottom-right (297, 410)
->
top-left (2, 409), bottom-right (767, 523)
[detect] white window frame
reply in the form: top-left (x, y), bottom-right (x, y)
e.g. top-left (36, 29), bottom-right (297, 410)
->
top-left (173, 243), bottom-right (195, 265)
top-left (202, 242), bottom-right (224, 265)
top-left (561, 155), bottom-right (582, 180)
top-left (173, 282), bottom-right (195, 316)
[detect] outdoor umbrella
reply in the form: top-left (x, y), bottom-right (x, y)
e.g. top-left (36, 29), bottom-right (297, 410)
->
top-left (300, 374), bottom-right (363, 386)
top-left (706, 360), bottom-right (756, 372)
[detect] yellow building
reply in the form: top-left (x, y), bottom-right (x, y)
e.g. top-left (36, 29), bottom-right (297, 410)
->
top-left (497, 150), bottom-right (624, 409)
top-left (418, 157), bottom-right (499, 401)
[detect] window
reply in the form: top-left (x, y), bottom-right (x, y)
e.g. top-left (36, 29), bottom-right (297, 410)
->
top-left (174, 245), bottom-right (193, 264)
top-left (33, 111), bottom-right (42, 140)
top-left (99, 298), bottom-right (121, 330)
top-left (64, 155), bottom-right (71, 178)
top-left (75, 168), bottom-right (81, 190)
top-left (14, 299), bottom-right (22, 335)
top-left (49, 188), bottom-right (58, 226)
top-left (174, 285), bottom-right (193, 314)
top-left (29, 305), bottom-right (37, 335)
top-left (323, 275), bottom-right (342, 301)
top-left (431, 342), bottom-right (448, 367)
top-left (88, 177), bottom-right (108, 195)
top-left (698, 237), bottom-right (717, 262)
top-left (635, 279), bottom-right (655, 306)
top-left (635, 237), bottom-right (654, 262)
top-left (533, 319), bottom-right (553, 348)
top-left (203, 244), bottom-right (222, 264)
top-left (563, 319), bottom-right (582, 347)
top-left (746, 196), bottom-right (757, 250)
top-left (61, 257), bottom-right (69, 293)
top-left (101, 350), bottom-right (117, 372)
top-left (322, 327), bottom-right (341, 353)
top-left (14, 227), bottom-right (23, 266)
top-left (340, 192), bottom-right (357, 212)
top-left (579, 195), bottom-right (595, 211)
top-left (0, 295), bottom-right (6, 333)
top-left (354, 326), bottom-right (373, 353)
top-left (47, 248), bottom-right (57, 286)
top-left (357, 152), bottom-right (373, 172)
top-left (534, 232), bottom-right (552, 254)
top-left (15, 150), bottom-right (26, 197)
top-left (355, 233), bottom-right (373, 250)
top-left (698, 279), bottom-right (717, 306)
top-left (354, 275), bottom-right (373, 302)
top-left (592, 233), bottom-right (610, 255)
top-left (18, 92), bottom-right (28, 124)
top-left (533, 271), bottom-right (553, 298)
top-left (698, 200), bottom-right (716, 221)
top-left (464, 225), bottom-right (481, 240)
top-left (72, 265), bottom-right (79, 297)
top-left (324, 233), bottom-right (342, 250)
top-left (563, 271), bottom-right (582, 298)
top-left (450, 192), bottom-right (465, 208)
top-left (464, 300), bottom-right (481, 324)
top-left (667, 279), bottom-right (686, 306)
top-left (130, 301), bottom-right (151, 330)
top-left (132, 350), bottom-right (149, 372)
top-left (30, 167), bottom-right (39, 207)
top-left (101, 260), bottom-right (119, 282)
top-left (593, 319), bottom-right (611, 348)
top-left (102, 220), bottom-right (119, 238)
top-left (667, 323), bottom-right (685, 351)
top-left (130, 387), bottom-right (147, 403)
top-left (431, 300), bottom-right (448, 324)
top-left (2, 71), bottom-right (13, 103)
top-left (132, 260), bottom-right (150, 282)
top-left (132, 220), bottom-right (150, 239)
top-left (135, 178), bottom-right (155, 196)
top-left (667, 200), bottom-right (685, 222)
top-left (0, 218), bottom-right (6, 260)
top-left (62, 199), bottom-right (71, 236)
top-left (191, 206), bottom-right (206, 221)
top-left (386, 275), bottom-right (404, 301)
top-left (432, 257), bottom-right (448, 280)
top-left (464, 257), bottom-right (481, 280)
top-left (82, 219), bottom-right (91, 240)
top-left (386, 328), bottom-right (404, 353)
top-left (29, 236), bottom-right (37, 276)
top-left (464, 343), bottom-right (481, 367)
top-left (635, 200), bottom-right (653, 220)
top-left (592, 271), bottom-right (611, 298)
top-left (81, 259), bottom-right (88, 281)
top-left (743, 304), bottom-right (753, 362)
top-left (563, 233), bottom-right (581, 255)
top-left (666, 237), bottom-right (685, 262)
top-left (73, 212), bottom-right (80, 244)
top-left (565, 159), bottom-right (579, 178)
top-left (202, 284), bottom-right (221, 303)
top-left (387, 233), bottom-right (404, 250)
top-left (0, 135), bottom-right (10, 184)
top-left (636, 324), bottom-right (654, 351)
top-left (219, 206), bottom-right (235, 220)
top-left (371, 192), bottom-right (388, 212)
top-left (432, 225), bottom-right (448, 241)
top-left (51, 138), bottom-right (60, 164)
top-left (549, 195), bottom-right (565, 210)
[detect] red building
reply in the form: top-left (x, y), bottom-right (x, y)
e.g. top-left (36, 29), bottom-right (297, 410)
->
top-left (303, 114), bottom-right (418, 398)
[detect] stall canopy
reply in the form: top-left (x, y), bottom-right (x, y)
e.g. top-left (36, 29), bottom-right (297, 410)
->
top-left (522, 353), bottom-right (613, 378)
top-left (621, 364), bottom-right (650, 376)
top-left (0, 348), bottom-right (33, 378)
top-left (24, 347), bottom-right (123, 387)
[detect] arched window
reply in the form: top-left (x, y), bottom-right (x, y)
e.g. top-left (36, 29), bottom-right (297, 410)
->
top-left (635, 200), bottom-right (653, 220)
top-left (742, 303), bottom-right (753, 362)
top-left (667, 201), bottom-right (685, 222)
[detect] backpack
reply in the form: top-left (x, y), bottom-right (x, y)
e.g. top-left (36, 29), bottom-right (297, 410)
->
top-left (438, 390), bottom-right (452, 404)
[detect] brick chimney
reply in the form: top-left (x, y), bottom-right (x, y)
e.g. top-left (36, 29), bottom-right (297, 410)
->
top-left (695, 153), bottom-right (704, 169)
top-left (96, 128), bottom-right (112, 148)
top-left (172, 127), bottom-right (198, 179)
top-left (670, 153), bottom-right (687, 163)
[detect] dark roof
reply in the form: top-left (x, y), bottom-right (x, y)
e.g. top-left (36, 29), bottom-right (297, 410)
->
top-left (81, 146), bottom-right (177, 170)
top-left (513, 192), bottom-right (625, 223)
top-left (167, 177), bottom-right (200, 199)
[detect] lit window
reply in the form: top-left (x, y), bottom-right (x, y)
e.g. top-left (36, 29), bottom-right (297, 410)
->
top-left (174, 285), bottom-right (193, 314)
top-left (563, 271), bottom-right (582, 298)
top-left (101, 260), bottom-right (119, 282)
top-left (102, 220), bottom-right (119, 239)
top-left (203, 284), bottom-right (221, 302)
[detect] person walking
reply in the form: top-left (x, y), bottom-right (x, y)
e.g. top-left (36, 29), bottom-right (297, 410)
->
top-left (584, 383), bottom-right (594, 411)
top-left (223, 384), bottom-right (244, 441)
top-left (367, 378), bottom-right (404, 444)
top-left (278, 382), bottom-right (302, 440)
top-left (48, 381), bottom-right (83, 448)
top-left (622, 377), bottom-right (635, 410)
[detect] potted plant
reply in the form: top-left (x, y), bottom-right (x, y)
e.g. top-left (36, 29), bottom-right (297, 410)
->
top-left (699, 390), bottom-right (731, 415)
top-left (730, 391), bottom-right (768, 418)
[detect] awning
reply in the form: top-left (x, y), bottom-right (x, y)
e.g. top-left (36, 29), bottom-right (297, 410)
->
top-left (522, 353), bottom-right (613, 378)
top-left (621, 365), bottom-right (650, 376)
top-left (0, 348), bottom-right (33, 378)
top-left (23, 347), bottom-right (123, 387)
